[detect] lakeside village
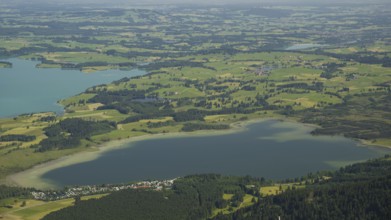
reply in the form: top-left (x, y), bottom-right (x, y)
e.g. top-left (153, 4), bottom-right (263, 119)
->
top-left (32, 178), bottom-right (177, 201)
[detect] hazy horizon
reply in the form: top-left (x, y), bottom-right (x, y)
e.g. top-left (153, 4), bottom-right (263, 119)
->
top-left (2, 0), bottom-right (390, 6)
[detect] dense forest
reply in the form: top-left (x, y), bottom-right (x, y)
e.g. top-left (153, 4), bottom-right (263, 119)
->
top-left (41, 157), bottom-right (391, 220)
top-left (42, 174), bottom-right (264, 220)
top-left (213, 157), bottom-right (391, 220)
top-left (34, 118), bottom-right (116, 152)
top-left (0, 185), bottom-right (32, 201)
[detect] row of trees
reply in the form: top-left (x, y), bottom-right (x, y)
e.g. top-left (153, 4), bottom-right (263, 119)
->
top-left (181, 123), bottom-right (230, 132)
top-left (313, 51), bottom-right (391, 67)
top-left (0, 134), bottom-right (36, 142)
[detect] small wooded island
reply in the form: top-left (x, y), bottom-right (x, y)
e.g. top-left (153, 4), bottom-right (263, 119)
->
top-left (0, 1), bottom-right (391, 219)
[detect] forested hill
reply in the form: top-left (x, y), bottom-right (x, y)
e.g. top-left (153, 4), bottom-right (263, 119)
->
top-left (42, 156), bottom-right (391, 220)
top-left (42, 174), bottom-right (265, 220)
top-left (214, 157), bottom-right (391, 220)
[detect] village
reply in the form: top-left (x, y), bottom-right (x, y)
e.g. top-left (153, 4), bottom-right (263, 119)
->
top-left (31, 178), bottom-right (177, 201)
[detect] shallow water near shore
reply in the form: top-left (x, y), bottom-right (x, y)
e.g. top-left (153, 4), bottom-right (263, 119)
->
top-left (16, 119), bottom-right (387, 189)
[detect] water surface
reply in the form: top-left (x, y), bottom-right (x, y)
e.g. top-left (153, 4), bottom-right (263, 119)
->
top-left (285, 44), bottom-right (326, 50)
top-left (0, 59), bottom-right (145, 117)
top-left (42, 120), bottom-right (389, 187)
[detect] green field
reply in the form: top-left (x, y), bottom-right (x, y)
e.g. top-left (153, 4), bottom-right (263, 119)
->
top-left (211, 194), bottom-right (257, 217)
top-left (0, 194), bottom-right (108, 220)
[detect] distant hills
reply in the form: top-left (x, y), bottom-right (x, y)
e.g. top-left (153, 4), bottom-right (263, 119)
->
top-left (3, 0), bottom-right (391, 6)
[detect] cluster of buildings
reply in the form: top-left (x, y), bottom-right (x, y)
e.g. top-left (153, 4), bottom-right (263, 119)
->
top-left (31, 178), bottom-right (177, 201)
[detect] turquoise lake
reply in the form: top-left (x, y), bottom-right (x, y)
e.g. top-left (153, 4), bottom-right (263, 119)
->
top-left (0, 59), bottom-right (145, 117)
top-left (42, 120), bottom-right (390, 187)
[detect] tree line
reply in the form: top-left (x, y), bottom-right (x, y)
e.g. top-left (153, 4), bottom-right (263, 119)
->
top-left (0, 134), bottom-right (36, 142)
top-left (181, 123), bottom-right (230, 132)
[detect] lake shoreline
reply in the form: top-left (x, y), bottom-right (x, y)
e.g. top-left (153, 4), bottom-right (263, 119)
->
top-left (5, 117), bottom-right (272, 189)
top-left (5, 116), bottom-right (390, 190)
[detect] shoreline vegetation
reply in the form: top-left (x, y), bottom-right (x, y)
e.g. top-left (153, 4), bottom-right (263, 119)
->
top-left (5, 117), bottom-right (388, 190)
top-left (5, 118), bottom-right (266, 189)
top-left (0, 61), bottom-right (12, 68)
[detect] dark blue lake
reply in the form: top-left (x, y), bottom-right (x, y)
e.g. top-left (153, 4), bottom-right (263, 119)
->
top-left (0, 59), bottom-right (145, 117)
top-left (42, 120), bottom-right (390, 187)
